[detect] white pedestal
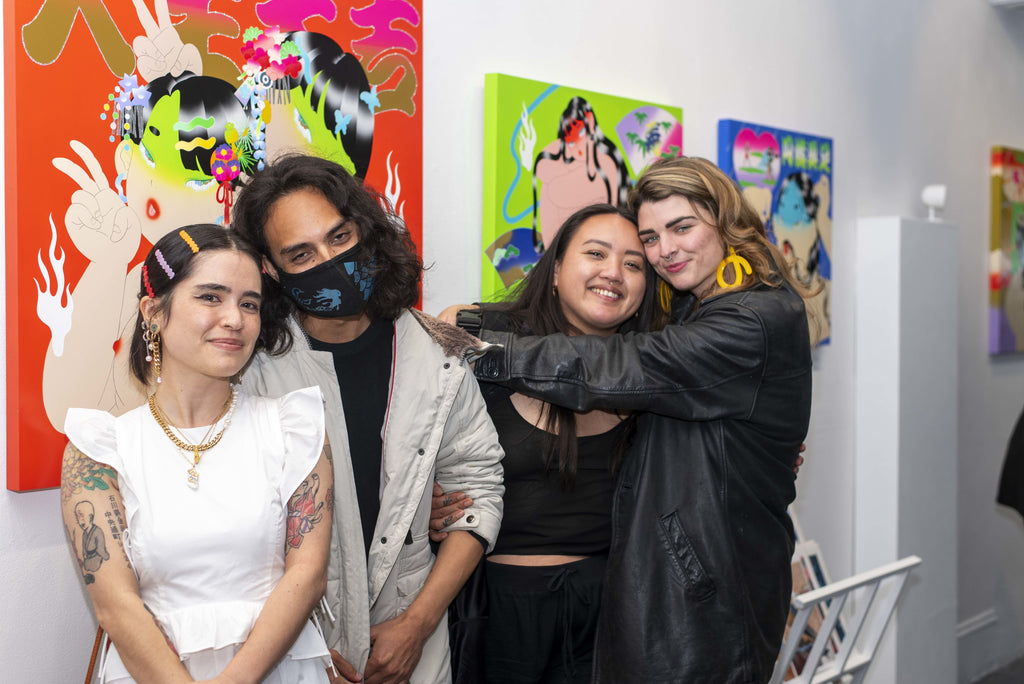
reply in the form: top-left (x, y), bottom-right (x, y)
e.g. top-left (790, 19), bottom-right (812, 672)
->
top-left (853, 217), bottom-right (958, 684)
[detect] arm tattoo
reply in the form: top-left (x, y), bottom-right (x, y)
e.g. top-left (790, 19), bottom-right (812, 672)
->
top-left (61, 444), bottom-right (117, 503)
top-left (107, 495), bottom-right (131, 565)
top-left (323, 444), bottom-right (335, 514)
top-left (68, 500), bottom-right (111, 584)
top-left (144, 604), bottom-right (178, 656)
top-left (285, 473), bottom-right (325, 554)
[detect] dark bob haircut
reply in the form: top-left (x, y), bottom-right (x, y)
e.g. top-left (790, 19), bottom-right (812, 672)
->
top-left (129, 224), bottom-right (291, 385)
top-left (231, 153), bottom-right (421, 321)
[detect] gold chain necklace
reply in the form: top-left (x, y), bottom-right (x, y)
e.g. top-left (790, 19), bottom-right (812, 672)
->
top-left (147, 388), bottom-right (237, 488)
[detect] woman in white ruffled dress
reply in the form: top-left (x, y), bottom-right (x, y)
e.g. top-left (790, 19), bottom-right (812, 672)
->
top-left (61, 224), bottom-right (335, 683)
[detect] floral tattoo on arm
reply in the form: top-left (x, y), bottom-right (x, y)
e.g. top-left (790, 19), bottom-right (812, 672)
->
top-left (285, 473), bottom-right (325, 554)
top-left (61, 444), bottom-right (117, 504)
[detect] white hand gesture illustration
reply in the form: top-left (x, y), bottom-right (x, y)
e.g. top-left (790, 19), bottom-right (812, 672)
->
top-left (518, 102), bottom-right (536, 171)
top-left (132, 0), bottom-right (202, 81)
top-left (52, 140), bottom-right (141, 265)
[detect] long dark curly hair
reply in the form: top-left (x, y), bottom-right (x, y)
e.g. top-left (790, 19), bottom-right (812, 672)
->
top-left (231, 153), bottom-right (421, 323)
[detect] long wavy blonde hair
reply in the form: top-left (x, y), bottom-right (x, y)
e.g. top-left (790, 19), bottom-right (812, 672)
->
top-left (627, 156), bottom-right (821, 305)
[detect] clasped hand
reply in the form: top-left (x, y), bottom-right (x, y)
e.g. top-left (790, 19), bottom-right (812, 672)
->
top-left (325, 611), bottom-right (429, 684)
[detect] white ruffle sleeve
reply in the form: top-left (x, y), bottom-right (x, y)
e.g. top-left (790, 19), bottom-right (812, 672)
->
top-left (64, 408), bottom-right (122, 472)
top-left (276, 386), bottom-right (328, 502)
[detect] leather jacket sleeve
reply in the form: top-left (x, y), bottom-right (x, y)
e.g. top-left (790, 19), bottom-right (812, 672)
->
top-left (474, 298), bottom-right (770, 421)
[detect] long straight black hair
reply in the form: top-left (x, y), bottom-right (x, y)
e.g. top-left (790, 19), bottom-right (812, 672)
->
top-left (481, 203), bottom-right (666, 487)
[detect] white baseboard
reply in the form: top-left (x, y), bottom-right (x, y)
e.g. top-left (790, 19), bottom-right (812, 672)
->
top-left (957, 608), bottom-right (999, 640)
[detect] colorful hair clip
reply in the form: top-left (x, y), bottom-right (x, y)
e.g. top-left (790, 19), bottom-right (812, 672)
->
top-left (142, 264), bottom-right (155, 298)
top-left (155, 249), bottom-right (175, 279)
top-left (179, 229), bottom-right (199, 253)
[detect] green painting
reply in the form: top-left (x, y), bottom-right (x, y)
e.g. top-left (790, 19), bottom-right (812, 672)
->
top-left (482, 73), bottom-right (683, 300)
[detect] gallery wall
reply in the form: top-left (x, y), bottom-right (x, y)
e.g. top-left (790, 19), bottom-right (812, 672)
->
top-left (3, 1), bottom-right (1024, 681)
top-left (418, 1), bottom-right (1024, 681)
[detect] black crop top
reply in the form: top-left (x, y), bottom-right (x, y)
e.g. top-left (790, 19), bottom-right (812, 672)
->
top-left (486, 390), bottom-right (626, 556)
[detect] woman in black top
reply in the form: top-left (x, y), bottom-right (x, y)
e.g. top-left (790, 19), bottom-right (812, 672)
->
top-left (441, 204), bottom-right (663, 683)
top-left (466, 158), bottom-right (817, 683)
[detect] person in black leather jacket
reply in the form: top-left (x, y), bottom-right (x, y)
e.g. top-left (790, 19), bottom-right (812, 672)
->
top-left (464, 157), bottom-right (817, 683)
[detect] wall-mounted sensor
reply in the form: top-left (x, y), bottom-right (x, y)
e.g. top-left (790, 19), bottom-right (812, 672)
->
top-left (921, 184), bottom-right (947, 222)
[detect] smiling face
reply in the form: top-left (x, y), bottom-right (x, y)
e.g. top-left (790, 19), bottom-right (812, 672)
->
top-left (262, 187), bottom-right (360, 276)
top-left (638, 195), bottom-right (725, 299)
top-left (552, 213), bottom-right (646, 336)
top-left (143, 250), bottom-right (262, 384)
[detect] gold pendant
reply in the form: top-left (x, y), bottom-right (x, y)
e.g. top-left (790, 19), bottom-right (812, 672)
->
top-left (187, 467), bottom-right (199, 489)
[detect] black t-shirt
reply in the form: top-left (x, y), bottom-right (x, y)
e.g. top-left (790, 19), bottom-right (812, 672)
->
top-left (308, 318), bottom-right (394, 555)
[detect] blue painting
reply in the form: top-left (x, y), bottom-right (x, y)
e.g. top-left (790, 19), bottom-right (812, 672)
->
top-left (718, 119), bottom-right (833, 346)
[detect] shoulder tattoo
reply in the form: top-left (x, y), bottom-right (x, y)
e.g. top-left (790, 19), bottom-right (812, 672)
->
top-left (61, 444), bottom-right (116, 504)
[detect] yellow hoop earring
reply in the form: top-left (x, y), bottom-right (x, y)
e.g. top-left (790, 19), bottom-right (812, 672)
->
top-left (658, 280), bottom-right (673, 313)
top-left (716, 248), bottom-right (753, 289)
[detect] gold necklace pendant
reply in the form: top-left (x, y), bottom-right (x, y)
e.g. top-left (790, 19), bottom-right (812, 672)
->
top-left (187, 446), bottom-right (200, 488)
top-left (148, 389), bottom-right (237, 489)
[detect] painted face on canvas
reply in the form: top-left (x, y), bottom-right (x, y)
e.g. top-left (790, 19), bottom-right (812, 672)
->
top-left (263, 90), bottom-right (357, 176)
top-left (563, 113), bottom-right (594, 161)
top-left (638, 195), bottom-right (725, 299)
top-left (773, 174), bottom-right (820, 280)
top-left (553, 213), bottom-right (646, 336)
top-left (776, 177), bottom-right (811, 227)
top-left (116, 92), bottom-right (225, 245)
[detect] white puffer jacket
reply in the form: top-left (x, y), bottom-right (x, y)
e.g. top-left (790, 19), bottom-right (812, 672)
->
top-left (244, 309), bottom-right (504, 683)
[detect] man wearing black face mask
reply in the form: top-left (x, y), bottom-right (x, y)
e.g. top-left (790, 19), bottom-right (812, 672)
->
top-left (231, 154), bottom-right (504, 684)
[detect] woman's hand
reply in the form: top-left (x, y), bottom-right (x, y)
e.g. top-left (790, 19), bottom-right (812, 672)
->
top-left (795, 442), bottom-right (806, 475)
top-left (213, 443), bottom-right (334, 683)
top-left (61, 441), bottom-right (192, 682)
top-left (437, 304), bottom-right (473, 326)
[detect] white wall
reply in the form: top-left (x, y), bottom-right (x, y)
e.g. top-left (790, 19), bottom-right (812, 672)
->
top-left (421, 2), bottom-right (1024, 681)
top-left (5, 1), bottom-right (1024, 681)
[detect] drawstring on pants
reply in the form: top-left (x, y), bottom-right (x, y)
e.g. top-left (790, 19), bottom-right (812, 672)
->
top-left (545, 566), bottom-right (592, 681)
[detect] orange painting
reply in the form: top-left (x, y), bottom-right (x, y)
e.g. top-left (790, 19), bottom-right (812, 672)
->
top-left (6, 0), bottom-right (422, 490)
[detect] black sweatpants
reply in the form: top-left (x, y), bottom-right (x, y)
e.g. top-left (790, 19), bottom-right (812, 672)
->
top-left (484, 556), bottom-right (606, 684)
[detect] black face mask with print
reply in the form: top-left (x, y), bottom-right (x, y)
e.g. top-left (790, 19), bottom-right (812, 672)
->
top-left (276, 244), bottom-right (375, 318)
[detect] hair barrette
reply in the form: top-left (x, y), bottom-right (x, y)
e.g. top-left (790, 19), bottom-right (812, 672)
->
top-left (155, 249), bottom-right (175, 279)
top-left (142, 264), bottom-right (155, 298)
top-left (179, 229), bottom-right (199, 253)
